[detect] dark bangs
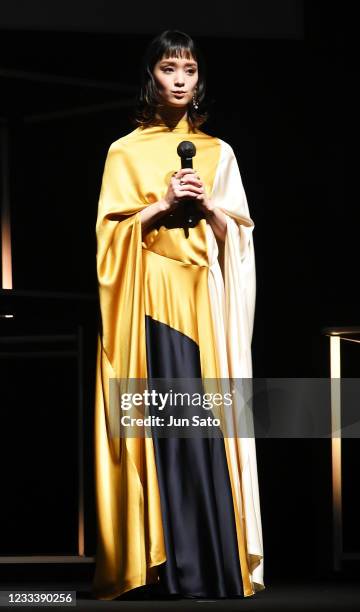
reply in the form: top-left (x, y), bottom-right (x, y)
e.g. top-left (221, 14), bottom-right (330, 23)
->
top-left (132, 30), bottom-right (209, 131)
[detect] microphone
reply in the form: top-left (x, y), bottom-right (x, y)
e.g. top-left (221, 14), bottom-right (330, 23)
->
top-left (177, 141), bottom-right (200, 230)
top-left (177, 140), bottom-right (196, 169)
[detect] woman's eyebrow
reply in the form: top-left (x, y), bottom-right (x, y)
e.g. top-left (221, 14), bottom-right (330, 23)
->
top-left (160, 59), bottom-right (197, 66)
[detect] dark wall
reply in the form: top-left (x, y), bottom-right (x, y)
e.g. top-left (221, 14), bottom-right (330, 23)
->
top-left (0, 2), bottom-right (351, 583)
top-left (0, 0), bottom-right (303, 38)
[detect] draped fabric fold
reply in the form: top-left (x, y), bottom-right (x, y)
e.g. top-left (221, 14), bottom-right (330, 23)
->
top-left (93, 142), bottom-right (166, 600)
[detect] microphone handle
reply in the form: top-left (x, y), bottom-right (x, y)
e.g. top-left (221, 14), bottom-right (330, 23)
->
top-left (181, 157), bottom-right (196, 225)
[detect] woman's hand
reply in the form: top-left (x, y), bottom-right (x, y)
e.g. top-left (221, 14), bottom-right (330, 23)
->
top-left (174, 168), bottom-right (228, 241)
top-left (140, 169), bottom-right (204, 234)
top-left (162, 168), bottom-right (227, 241)
top-left (163, 168), bottom-right (205, 211)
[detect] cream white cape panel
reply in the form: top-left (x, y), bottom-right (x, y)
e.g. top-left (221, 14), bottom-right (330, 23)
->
top-left (206, 138), bottom-right (264, 591)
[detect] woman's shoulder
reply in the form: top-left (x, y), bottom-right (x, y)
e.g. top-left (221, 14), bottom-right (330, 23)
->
top-left (196, 129), bottom-right (235, 154)
top-left (214, 136), bottom-right (235, 156)
top-left (107, 127), bottom-right (142, 153)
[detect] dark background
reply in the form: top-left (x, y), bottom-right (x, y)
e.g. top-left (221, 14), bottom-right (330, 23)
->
top-left (0, 0), bottom-right (355, 594)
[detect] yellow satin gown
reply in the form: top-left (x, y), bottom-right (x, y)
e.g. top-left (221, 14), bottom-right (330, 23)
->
top-left (92, 116), bottom-right (264, 600)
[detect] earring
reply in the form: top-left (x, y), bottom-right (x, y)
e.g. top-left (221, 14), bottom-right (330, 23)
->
top-left (192, 92), bottom-right (199, 110)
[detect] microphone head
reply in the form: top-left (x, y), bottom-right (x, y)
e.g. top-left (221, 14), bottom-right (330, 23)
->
top-left (177, 141), bottom-right (196, 159)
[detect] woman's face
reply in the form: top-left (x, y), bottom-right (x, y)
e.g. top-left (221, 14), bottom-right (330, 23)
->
top-left (153, 53), bottom-right (198, 109)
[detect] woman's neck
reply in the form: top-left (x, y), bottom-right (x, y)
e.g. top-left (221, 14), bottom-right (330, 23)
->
top-left (154, 106), bottom-right (188, 129)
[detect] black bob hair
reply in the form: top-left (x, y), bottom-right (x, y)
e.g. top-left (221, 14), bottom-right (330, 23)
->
top-left (132, 30), bottom-right (208, 131)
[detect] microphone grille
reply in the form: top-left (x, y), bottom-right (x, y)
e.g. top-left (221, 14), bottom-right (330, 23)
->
top-left (177, 141), bottom-right (196, 158)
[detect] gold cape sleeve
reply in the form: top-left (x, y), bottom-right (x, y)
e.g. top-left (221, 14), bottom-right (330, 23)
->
top-left (92, 139), bottom-right (166, 600)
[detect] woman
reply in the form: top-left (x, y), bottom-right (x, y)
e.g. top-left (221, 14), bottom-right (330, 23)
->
top-left (92, 30), bottom-right (264, 600)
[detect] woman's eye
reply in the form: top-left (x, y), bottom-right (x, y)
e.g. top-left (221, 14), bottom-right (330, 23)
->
top-left (162, 67), bottom-right (196, 75)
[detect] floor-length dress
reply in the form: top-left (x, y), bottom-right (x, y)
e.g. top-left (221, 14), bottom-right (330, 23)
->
top-left (92, 116), bottom-right (264, 600)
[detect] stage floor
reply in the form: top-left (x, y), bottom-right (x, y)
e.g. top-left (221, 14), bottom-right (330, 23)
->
top-left (1, 578), bottom-right (360, 611)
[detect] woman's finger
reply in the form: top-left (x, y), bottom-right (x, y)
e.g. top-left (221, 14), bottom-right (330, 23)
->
top-left (179, 183), bottom-right (204, 194)
top-left (180, 182), bottom-right (203, 192)
top-left (179, 177), bottom-right (202, 187)
top-left (176, 187), bottom-right (203, 198)
top-left (178, 167), bottom-right (195, 174)
top-left (178, 168), bottom-right (200, 179)
top-left (177, 168), bottom-right (202, 182)
top-left (176, 190), bottom-right (201, 199)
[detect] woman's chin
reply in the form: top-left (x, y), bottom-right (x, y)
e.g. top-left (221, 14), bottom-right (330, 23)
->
top-left (165, 100), bottom-right (188, 109)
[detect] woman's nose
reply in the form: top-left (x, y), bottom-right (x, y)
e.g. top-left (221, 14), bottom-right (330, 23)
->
top-left (174, 73), bottom-right (185, 86)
